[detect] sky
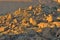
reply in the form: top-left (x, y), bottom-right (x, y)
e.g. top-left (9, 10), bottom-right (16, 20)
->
top-left (0, 0), bottom-right (32, 2)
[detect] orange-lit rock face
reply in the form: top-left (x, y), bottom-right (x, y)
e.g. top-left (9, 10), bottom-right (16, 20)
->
top-left (5, 14), bottom-right (11, 21)
top-left (36, 29), bottom-right (42, 32)
top-left (33, 5), bottom-right (42, 15)
top-left (0, 27), bottom-right (4, 32)
top-left (29, 18), bottom-right (37, 25)
top-left (5, 22), bottom-right (10, 26)
top-left (28, 6), bottom-right (33, 10)
top-left (0, 16), bottom-right (5, 23)
top-left (57, 17), bottom-right (60, 20)
top-left (38, 22), bottom-right (48, 28)
top-left (13, 8), bottom-right (21, 17)
top-left (53, 0), bottom-right (60, 3)
top-left (0, 4), bottom-right (60, 35)
top-left (2, 29), bottom-right (10, 34)
top-left (57, 8), bottom-right (60, 12)
top-left (21, 18), bottom-right (28, 26)
top-left (46, 14), bottom-right (53, 22)
top-left (13, 19), bottom-right (17, 23)
top-left (11, 24), bottom-right (15, 28)
top-left (53, 22), bottom-right (60, 27)
top-left (58, 0), bottom-right (60, 3)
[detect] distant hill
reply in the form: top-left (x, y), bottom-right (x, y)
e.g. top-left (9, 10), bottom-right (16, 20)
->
top-left (0, 1), bottom-right (39, 15)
